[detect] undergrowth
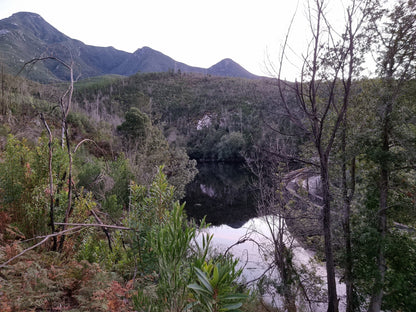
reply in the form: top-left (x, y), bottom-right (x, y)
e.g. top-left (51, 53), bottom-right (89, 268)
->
top-left (0, 245), bottom-right (135, 312)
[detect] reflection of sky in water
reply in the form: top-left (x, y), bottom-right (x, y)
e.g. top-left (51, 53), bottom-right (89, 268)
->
top-left (199, 184), bottom-right (215, 198)
top-left (187, 164), bottom-right (346, 310)
top-left (198, 216), bottom-right (346, 311)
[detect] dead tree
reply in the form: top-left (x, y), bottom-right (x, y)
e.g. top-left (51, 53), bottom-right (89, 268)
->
top-left (40, 112), bottom-right (57, 250)
top-left (275, 1), bottom-right (375, 311)
top-left (19, 56), bottom-right (76, 251)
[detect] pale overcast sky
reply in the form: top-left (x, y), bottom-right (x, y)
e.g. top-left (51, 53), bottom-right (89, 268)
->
top-left (0, 0), bottom-right (355, 80)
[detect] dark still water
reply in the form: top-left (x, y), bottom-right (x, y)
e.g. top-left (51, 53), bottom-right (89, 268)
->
top-left (182, 162), bottom-right (258, 228)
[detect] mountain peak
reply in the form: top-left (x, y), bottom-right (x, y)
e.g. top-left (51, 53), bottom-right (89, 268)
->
top-left (208, 58), bottom-right (257, 79)
top-left (133, 46), bottom-right (161, 57)
top-left (218, 58), bottom-right (235, 64)
top-left (9, 11), bottom-right (50, 27)
top-left (12, 12), bottom-right (43, 18)
top-left (4, 11), bottom-right (69, 44)
top-left (136, 46), bottom-right (153, 52)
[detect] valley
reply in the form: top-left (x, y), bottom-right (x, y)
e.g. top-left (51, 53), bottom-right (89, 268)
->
top-left (1, 4), bottom-right (416, 312)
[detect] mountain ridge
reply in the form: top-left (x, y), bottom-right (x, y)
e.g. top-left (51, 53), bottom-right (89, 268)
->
top-left (0, 12), bottom-right (259, 81)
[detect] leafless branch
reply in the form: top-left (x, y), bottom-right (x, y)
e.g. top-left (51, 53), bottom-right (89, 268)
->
top-left (0, 226), bottom-right (82, 269)
top-left (16, 56), bottom-right (71, 77)
top-left (90, 209), bottom-right (113, 251)
top-left (55, 222), bottom-right (134, 231)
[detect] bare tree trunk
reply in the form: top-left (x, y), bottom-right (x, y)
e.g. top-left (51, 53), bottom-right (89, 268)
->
top-left (60, 64), bottom-right (74, 148)
top-left (40, 113), bottom-right (57, 251)
top-left (56, 62), bottom-right (74, 251)
top-left (340, 8), bottom-right (358, 305)
top-left (58, 124), bottom-right (73, 251)
top-left (319, 154), bottom-right (339, 312)
top-left (341, 120), bottom-right (356, 312)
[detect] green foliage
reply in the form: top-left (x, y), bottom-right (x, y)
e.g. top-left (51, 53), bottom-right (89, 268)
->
top-left (77, 230), bottom-right (137, 278)
top-left (74, 72), bottom-right (291, 162)
top-left (75, 153), bottom-right (133, 213)
top-left (132, 193), bottom-right (247, 312)
top-left (77, 167), bottom-right (177, 278)
top-left (102, 194), bottom-right (122, 218)
top-left (164, 146), bottom-right (198, 199)
top-left (217, 131), bottom-right (246, 161)
top-left (149, 202), bottom-right (196, 311)
top-left (120, 112), bottom-right (196, 199)
top-left (67, 111), bottom-right (95, 134)
top-left (383, 231), bottom-right (416, 311)
top-left (352, 222), bottom-right (416, 311)
top-left (117, 107), bottom-right (151, 143)
top-left (130, 166), bottom-right (175, 224)
top-left (188, 258), bottom-right (246, 312)
top-left (121, 171), bottom-right (247, 311)
top-left (351, 155), bottom-right (416, 310)
top-left (188, 127), bottom-right (227, 160)
top-left (0, 135), bottom-right (68, 237)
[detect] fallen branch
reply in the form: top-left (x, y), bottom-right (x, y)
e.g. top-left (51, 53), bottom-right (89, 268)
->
top-left (0, 221), bottom-right (136, 269)
top-left (55, 222), bottom-right (134, 230)
top-left (0, 226), bottom-right (82, 269)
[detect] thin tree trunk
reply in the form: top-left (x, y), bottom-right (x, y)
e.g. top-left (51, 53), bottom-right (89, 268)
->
top-left (342, 162), bottom-right (356, 312)
top-left (341, 115), bottom-right (357, 312)
top-left (58, 124), bottom-right (73, 251)
top-left (367, 96), bottom-right (391, 312)
top-left (343, 181), bottom-right (354, 312)
top-left (367, 171), bottom-right (387, 312)
top-left (58, 62), bottom-right (74, 251)
top-left (319, 154), bottom-right (339, 312)
top-left (40, 113), bottom-right (57, 251)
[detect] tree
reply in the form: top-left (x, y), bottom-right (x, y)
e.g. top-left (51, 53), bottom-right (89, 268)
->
top-left (118, 106), bottom-right (197, 199)
top-left (117, 107), bottom-right (150, 144)
top-left (18, 56), bottom-right (81, 251)
top-left (217, 131), bottom-right (245, 161)
top-left (364, 2), bottom-right (416, 311)
top-left (276, 1), bottom-right (375, 311)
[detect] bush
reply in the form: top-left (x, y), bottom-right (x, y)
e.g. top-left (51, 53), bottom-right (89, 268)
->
top-left (0, 135), bottom-right (68, 237)
top-left (217, 132), bottom-right (245, 161)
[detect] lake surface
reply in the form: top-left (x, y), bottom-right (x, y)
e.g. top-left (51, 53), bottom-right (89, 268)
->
top-left (184, 162), bottom-right (346, 311)
top-left (183, 162), bottom-right (258, 228)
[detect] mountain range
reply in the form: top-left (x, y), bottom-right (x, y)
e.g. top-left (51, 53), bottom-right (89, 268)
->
top-left (0, 12), bottom-right (259, 82)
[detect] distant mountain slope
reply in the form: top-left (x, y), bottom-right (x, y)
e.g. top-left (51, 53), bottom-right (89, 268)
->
top-left (112, 46), bottom-right (207, 76)
top-left (0, 12), bottom-right (259, 81)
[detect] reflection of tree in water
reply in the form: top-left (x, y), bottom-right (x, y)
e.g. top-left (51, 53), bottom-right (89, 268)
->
top-left (183, 162), bottom-right (258, 228)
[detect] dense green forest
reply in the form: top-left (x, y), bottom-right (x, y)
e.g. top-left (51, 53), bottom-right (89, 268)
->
top-left (1, 1), bottom-right (416, 312)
